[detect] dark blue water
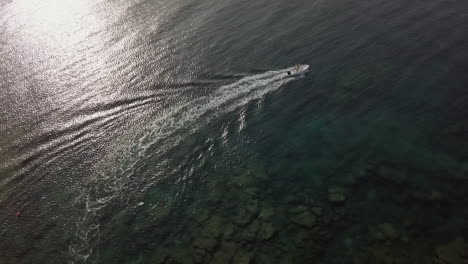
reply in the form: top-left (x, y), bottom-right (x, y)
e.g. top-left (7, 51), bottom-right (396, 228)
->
top-left (1, 0), bottom-right (468, 263)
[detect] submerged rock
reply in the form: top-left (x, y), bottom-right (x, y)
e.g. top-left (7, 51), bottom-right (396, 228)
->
top-left (293, 232), bottom-right (311, 248)
top-left (233, 207), bottom-right (254, 226)
top-left (255, 254), bottom-right (276, 263)
top-left (232, 250), bottom-right (253, 264)
top-left (193, 237), bottom-right (218, 252)
top-left (246, 161), bottom-right (269, 181)
top-left (352, 164), bottom-right (368, 178)
top-left (258, 205), bottom-right (274, 221)
top-left (194, 209), bottom-right (211, 224)
top-left (233, 200), bottom-right (258, 227)
top-left (343, 173), bottom-right (358, 186)
top-left (284, 194), bottom-right (302, 205)
top-left (451, 170), bottom-right (468, 182)
top-left (288, 205), bottom-right (308, 215)
top-left (223, 223), bottom-right (235, 240)
top-left (411, 190), bottom-right (445, 202)
top-left (328, 192), bottom-right (346, 204)
top-left (231, 174), bottom-right (256, 188)
top-left (341, 163), bottom-right (370, 186)
top-left (203, 216), bottom-right (224, 239)
top-left (291, 211), bottom-right (316, 228)
top-left (167, 247), bottom-right (193, 264)
top-left (211, 242), bottom-right (238, 263)
top-left (246, 199), bottom-right (259, 216)
top-left (207, 189), bottom-right (225, 205)
top-left (153, 205), bottom-right (171, 220)
top-left (377, 165), bottom-right (407, 184)
top-left (259, 222), bottom-right (277, 240)
top-left (379, 223), bottom-right (398, 241)
top-left (435, 237), bottom-right (468, 264)
top-left (370, 230), bottom-right (385, 242)
top-left (243, 187), bottom-right (260, 197)
top-left (191, 247), bottom-right (209, 264)
top-left (241, 220), bottom-right (260, 242)
top-left (328, 187), bottom-right (347, 204)
top-left (311, 207), bottom-right (323, 216)
top-left (369, 223), bottom-right (399, 242)
top-left (368, 246), bottom-right (408, 264)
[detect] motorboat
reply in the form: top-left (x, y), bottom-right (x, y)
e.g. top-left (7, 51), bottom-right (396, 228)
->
top-left (286, 64), bottom-right (309, 77)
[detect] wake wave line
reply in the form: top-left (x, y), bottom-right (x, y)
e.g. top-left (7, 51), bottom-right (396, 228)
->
top-left (69, 67), bottom-right (296, 263)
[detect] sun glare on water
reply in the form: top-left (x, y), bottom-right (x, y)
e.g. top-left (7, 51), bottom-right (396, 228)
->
top-left (5, 0), bottom-right (116, 121)
top-left (10, 0), bottom-right (105, 49)
top-left (15, 0), bottom-right (90, 23)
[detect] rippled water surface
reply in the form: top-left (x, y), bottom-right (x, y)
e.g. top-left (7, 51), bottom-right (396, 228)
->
top-left (1, 0), bottom-right (467, 263)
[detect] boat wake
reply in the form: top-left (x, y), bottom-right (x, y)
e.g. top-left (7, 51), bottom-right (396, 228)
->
top-left (68, 67), bottom-right (297, 263)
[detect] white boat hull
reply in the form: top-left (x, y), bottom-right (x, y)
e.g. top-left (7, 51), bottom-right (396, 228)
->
top-left (286, 65), bottom-right (309, 77)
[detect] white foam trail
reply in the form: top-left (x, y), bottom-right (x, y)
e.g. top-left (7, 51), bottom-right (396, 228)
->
top-left (69, 68), bottom-right (296, 263)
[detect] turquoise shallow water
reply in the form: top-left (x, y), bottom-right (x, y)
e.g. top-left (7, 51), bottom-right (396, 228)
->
top-left (0, 0), bottom-right (467, 263)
